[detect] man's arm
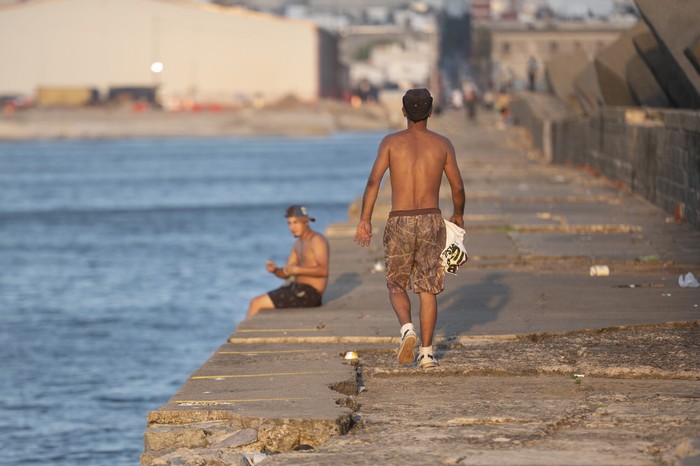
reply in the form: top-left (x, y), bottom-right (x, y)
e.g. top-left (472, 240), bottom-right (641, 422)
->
top-left (354, 137), bottom-right (391, 247)
top-left (267, 247), bottom-right (299, 279)
top-left (285, 235), bottom-right (329, 277)
top-left (443, 138), bottom-right (465, 228)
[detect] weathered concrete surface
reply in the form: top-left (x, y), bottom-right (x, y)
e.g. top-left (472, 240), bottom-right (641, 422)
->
top-left (143, 110), bottom-right (700, 465)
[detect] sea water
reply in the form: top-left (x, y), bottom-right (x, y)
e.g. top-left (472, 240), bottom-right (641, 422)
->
top-left (0, 133), bottom-right (384, 465)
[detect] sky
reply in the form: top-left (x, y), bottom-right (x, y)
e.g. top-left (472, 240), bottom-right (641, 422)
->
top-left (547, 0), bottom-right (614, 16)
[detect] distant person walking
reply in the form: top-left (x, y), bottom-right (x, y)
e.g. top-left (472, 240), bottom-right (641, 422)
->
top-left (527, 56), bottom-right (538, 91)
top-left (462, 83), bottom-right (477, 121)
top-left (354, 88), bottom-right (465, 369)
top-left (246, 205), bottom-right (329, 319)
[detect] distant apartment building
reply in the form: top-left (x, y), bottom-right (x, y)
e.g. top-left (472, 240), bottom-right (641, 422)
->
top-left (0, 0), bottom-right (344, 106)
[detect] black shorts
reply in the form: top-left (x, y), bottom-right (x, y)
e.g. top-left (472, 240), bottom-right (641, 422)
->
top-left (268, 283), bottom-right (322, 309)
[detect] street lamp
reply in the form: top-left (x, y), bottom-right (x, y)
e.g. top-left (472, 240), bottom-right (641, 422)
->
top-left (151, 61), bottom-right (164, 74)
top-left (150, 61), bottom-right (164, 107)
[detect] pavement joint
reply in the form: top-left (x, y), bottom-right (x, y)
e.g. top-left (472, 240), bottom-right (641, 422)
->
top-left (235, 328), bottom-right (325, 333)
top-left (216, 350), bottom-right (317, 355)
top-left (227, 336), bottom-right (399, 344)
top-left (172, 398), bottom-right (312, 405)
top-left (191, 371), bottom-right (349, 379)
top-left (510, 223), bottom-right (643, 233)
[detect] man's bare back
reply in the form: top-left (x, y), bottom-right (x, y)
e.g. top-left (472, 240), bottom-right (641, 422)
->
top-left (383, 127), bottom-right (459, 213)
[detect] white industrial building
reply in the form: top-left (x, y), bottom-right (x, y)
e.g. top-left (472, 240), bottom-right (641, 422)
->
top-left (0, 0), bottom-right (343, 106)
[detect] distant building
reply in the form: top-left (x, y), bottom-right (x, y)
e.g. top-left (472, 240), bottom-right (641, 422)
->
top-left (485, 22), bottom-right (629, 90)
top-left (340, 24), bottom-right (437, 91)
top-left (349, 38), bottom-right (434, 89)
top-left (0, 0), bottom-right (344, 107)
top-left (471, 0), bottom-right (491, 23)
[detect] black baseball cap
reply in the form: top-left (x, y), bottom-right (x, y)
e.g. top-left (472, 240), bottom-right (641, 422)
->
top-left (285, 204), bottom-right (315, 222)
top-left (402, 88), bottom-right (433, 122)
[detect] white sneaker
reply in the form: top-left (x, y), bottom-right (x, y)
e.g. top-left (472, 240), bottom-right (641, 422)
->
top-left (397, 328), bottom-right (417, 365)
top-left (417, 352), bottom-right (438, 369)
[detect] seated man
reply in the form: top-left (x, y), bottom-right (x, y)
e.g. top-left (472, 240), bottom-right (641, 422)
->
top-left (245, 205), bottom-right (329, 319)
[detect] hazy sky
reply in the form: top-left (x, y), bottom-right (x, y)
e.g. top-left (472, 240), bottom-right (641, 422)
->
top-left (548, 0), bottom-right (614, 15)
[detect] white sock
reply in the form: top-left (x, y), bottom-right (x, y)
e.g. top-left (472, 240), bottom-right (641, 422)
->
top-left (400, 322), bottom-right (415, 336)
top-left (419, 345), bottom-right (433, 356)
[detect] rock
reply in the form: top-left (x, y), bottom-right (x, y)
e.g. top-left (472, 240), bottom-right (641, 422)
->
top-left (144, 427), bottom-right (209, 451)
top-left (209, 428), bottom-right (258, 449)
top-left (149, 448), bottom-right (251, 466)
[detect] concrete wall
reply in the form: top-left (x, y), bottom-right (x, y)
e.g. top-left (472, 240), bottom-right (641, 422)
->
top-left (511, 93), bottom-right (700, 230)
top-left (0, 0), bottom-right (324, 104)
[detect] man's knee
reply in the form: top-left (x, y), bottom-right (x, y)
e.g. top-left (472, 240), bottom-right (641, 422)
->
top-left (246, 293), bottom-right (275, 319)
top-left (251, 294), bottom-right (273, 309)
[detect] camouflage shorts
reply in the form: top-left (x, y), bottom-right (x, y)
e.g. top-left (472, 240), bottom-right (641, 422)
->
top-left (383, 208), bottom-right (446, 294)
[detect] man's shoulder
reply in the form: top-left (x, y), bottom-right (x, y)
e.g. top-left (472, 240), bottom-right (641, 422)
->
top-left (307, 230), bottom-right (329, 244)
top-left (427, 128), bottom-right (451, 142)
top-left (382, 131), bottom-right (404, 144)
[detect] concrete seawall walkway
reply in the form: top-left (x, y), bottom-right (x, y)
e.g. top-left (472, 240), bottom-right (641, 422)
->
top-left (142, 110), bottom-right (700, 466)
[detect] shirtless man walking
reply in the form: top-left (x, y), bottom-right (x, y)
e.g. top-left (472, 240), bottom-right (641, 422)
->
top-left (354, 88), bottom-right (465, 368)
top-left (246, 205), bottom-right (329, 320)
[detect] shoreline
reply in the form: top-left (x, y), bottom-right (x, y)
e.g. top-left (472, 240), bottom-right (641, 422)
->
top-left (0, 101), bottom-right (396, 141)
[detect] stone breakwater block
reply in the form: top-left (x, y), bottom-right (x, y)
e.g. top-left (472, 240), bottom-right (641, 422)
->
top-left (594, 22), bottom-right (644, 107)
top-left (636, 0), bottom-right (700, 108)
top-left (686, 37), bottom-right (700, 74)
top-left (574, 62), bottom-right (604, 113)
top-left (625, 22), bottom-right (671, 108)
top-left (633, 28), bottom-right (678, 104)
top-left (545, 49), bottom-right (589, 109)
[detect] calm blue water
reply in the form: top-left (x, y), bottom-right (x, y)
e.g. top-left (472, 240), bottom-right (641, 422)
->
top-left (0, 133), bottom-right (384, 466)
